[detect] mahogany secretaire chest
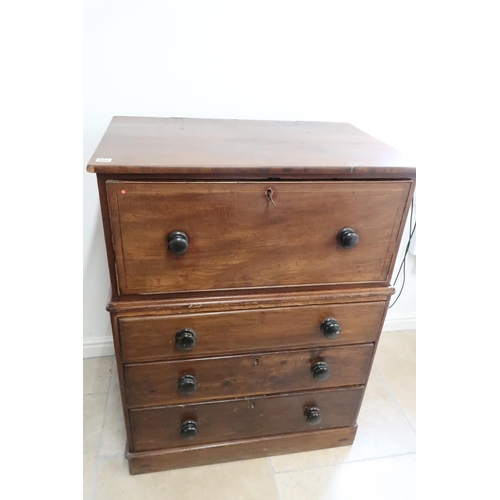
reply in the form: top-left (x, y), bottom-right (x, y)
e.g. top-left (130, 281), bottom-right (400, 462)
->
top-left (87, 116), bottom-right (416, 475)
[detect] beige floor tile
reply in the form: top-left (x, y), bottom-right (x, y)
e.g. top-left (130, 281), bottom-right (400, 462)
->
top-left (100, 360), bottom-right (127, 456)
top-left (271, 368), bottom-right (415, 472)
top-left (83, 356), bottom-right (113, 395)
top-left (273, 453), bottom-right (415, 500)
top-left (94, 456), bottom-right (278, 500)
top-left (375, 329), bottom-right (416, 429)
top-left (84, 394), bottom-right (107, 500)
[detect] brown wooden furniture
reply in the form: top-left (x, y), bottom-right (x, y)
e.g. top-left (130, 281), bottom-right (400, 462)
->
top-left (87, 117), bottom-right (415, 475)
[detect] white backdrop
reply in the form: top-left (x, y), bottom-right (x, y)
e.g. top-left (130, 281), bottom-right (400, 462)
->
top-left (83, 1), bottom-right (418, 357)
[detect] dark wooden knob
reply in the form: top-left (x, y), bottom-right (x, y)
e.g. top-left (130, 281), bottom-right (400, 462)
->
top-left (175, 328), bottom-right (197, 351)
top-left (180, 420), bottom-right (198, 439)
top-left (304, 407), bottom-right (322, 425)
top-left (338, 227), bottom-right (359, 249)
top-left (311, 361), bottom-right (330, 381)
top-left (320, 318), bottom-right (341, 338)
top-left (178, 374), bottom-right (197, 395)
top-left (168, 231), bottom-right (189, 255)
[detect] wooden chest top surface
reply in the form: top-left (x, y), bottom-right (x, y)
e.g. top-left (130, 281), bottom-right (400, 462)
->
top-left (87, 117), bottom-right (415, 179)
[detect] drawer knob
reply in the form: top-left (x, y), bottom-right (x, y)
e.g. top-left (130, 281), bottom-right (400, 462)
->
top-left (311, 361), bottom-right (331, 381)
top-left (178, 374), bottom-right (198, 395)
top-left (321, 318), bottom-right (341, 338)
top-left (175, 328), bottom-right (197, 351)
top-left (180, 420), bottom-right (198, 439)
top-left (338, 227), bottom-right (359, 249)
top-left (168, 231), bottom-right (189, 255)
top-left (304, 407), bottom-right (322, 425)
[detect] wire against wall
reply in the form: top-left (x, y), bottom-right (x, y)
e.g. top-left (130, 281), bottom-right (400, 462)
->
top-left (389, 196), bottom-right (416, 309)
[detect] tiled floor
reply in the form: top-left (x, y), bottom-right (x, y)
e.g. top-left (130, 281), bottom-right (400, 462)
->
top-left (83, 330), bottom-right (416, 500)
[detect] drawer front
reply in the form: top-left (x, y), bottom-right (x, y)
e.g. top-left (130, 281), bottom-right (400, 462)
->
top-left (124, 344), bottom-right (373, 408)
top-left (129, 386), bottom-right (364, 452)
top-left (106, 181), bottom-right (411, 295)
top-left (119, 301), bottom-right (386, 362)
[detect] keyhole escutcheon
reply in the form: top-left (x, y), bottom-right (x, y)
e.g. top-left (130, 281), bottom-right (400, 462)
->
top-left (266, 187), bottom-right (276, 207)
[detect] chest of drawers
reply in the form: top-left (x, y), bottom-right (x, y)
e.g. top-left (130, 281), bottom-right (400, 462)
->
top-left (87, 117), bottom-right (415, 475)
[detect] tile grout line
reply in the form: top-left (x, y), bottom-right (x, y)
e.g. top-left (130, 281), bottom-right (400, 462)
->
top-left (271, 450), bottom-right (417, 475)
top-left (267, 457), bottom-right (282, 499)
top-left (98, 453), bottom-right (127, 459)
top-left (89, 357), bottom-right (114, 500)
top-left (268, 455), bottom-right (277, 474)
top-left (373, 363), bottom-right (416, 433)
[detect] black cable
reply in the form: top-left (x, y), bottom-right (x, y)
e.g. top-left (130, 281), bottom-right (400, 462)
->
top-left (391, 199), bottom-right (415, 287)
top-left (389, 198), bottom-right (416, 309)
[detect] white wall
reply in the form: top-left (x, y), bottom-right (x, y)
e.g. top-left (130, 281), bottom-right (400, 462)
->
top-left (83, 1), bottom-right (418, 357)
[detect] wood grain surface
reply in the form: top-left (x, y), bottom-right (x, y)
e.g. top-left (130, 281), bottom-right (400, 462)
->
top-left (118, 301), bottom-right (387, 362)
top-left (129, 386), bottom-right (364, 452)
top-left (87, 117), bottom-right (415, 178)
top-left (124, 344), bottom-right (373, 407)
top-left (106, 181), bottom-right (411, 295)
